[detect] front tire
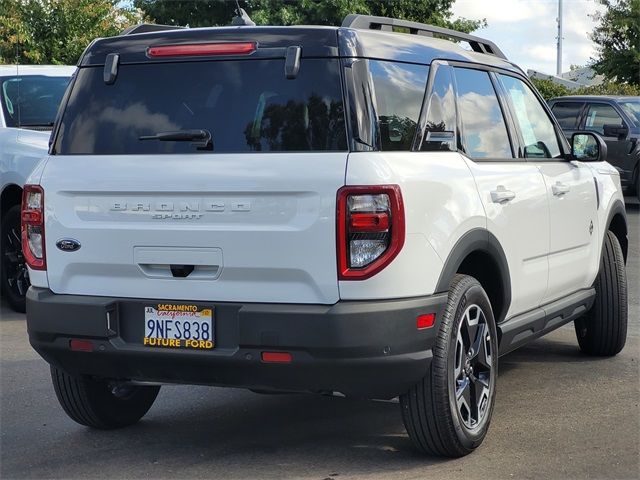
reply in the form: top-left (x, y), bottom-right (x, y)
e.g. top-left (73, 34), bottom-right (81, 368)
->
top-left (51, 366), bottom-right (160, 429)
top-left (400, 274), bottom-right (498, 457)
top-left (574, 231), bottom-right (627, 356)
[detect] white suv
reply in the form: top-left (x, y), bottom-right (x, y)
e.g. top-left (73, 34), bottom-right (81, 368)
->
top-left (24, 15), bottom-right (628, 457)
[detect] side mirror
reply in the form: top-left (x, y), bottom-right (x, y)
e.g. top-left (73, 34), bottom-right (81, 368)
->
top-left (602, 123), bottom-right (628, 139)
top-left (571, 132), bottom-right (608, 162)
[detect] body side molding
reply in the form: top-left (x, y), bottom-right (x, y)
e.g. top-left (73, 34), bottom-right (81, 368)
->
top-left (498, 288), bottom-right (595, 356)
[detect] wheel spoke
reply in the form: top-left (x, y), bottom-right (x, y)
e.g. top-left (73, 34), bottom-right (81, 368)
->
top-left (453, 303), bottom-right (495, 430)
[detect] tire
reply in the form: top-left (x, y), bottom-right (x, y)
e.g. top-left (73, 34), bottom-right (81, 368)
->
top-left (50, 366), bottom-right (160, 429)
top-left (0, 205), bottom-right (28, 313)
top-left (574, 231), bottom-right (627, 356)
top-left (400, 274), bottom-right (498, 457)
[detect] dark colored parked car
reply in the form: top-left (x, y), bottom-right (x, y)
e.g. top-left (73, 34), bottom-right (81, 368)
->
top-left (549, 96), bottom-right (640, 201)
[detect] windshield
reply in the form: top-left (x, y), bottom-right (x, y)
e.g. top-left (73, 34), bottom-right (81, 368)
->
top-left (54, 59), bottom-right (347, 154)
top-left (619, 100), bottom-right (640, 127)
top-left (1, 75), bottom-right (71, 128)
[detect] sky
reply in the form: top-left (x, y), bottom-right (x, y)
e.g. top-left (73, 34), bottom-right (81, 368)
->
top-left (451, 0), bottom-right (605, 75)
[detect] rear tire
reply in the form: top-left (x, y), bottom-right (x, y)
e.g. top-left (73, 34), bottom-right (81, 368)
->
top-left (574, 231), bottom-right (627, 356)
top-left (50, 366), bottom-right (160, 429)
top-left (0, 205), bottom-right (28, 313)
top-left (400, 274), bottom-right (498, 457)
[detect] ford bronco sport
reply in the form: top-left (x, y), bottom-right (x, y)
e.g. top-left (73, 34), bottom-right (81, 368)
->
top-left (24, 15), bottom-right (628, 457)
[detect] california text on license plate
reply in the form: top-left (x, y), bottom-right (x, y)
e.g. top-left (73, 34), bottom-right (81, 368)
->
top-left (144, 304), bottom-right (214, 349)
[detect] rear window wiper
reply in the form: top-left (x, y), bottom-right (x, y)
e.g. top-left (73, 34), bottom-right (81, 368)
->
top-left (139, 129), bottom-right (212, 149)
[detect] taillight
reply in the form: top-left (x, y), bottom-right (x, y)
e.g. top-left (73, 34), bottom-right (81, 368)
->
top-left (21, 185), bottom-right (46, 270)
top-left (337, 185), bottom-right (404, 280)
top-left (147, 42), bottom-right (257, 58)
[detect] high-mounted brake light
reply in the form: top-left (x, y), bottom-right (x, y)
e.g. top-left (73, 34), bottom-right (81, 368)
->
top-left (147, 42), bottom-right (257, 58)
top-left (21, 185), bottom-right (46, 270)
top-left (337, 185), bottom-right (405, 280)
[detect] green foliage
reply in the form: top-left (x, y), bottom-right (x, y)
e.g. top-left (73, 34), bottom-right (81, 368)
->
top-left (0, 0), bottom-right (145, 65)
top-left (590, 0), bottom-right (640, 85)
top-left (530, 77), bottom-right (640, 100)
top-left (529, 78), bottom-right (572, 100)
top-left (133, 0), bottom-right (485, 33)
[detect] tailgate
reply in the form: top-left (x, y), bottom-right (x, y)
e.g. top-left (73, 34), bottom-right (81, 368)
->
top-left (42, 152), bottom-right (346, 304)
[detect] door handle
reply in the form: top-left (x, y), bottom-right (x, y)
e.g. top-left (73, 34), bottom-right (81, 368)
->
top-left (491, 186), bottom-right (516, 204)
top-left (552, 182), bottom-right (570, 196)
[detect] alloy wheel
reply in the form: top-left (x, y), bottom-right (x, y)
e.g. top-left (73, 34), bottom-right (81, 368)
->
top-left (454, 304), bottom-right (494, 430)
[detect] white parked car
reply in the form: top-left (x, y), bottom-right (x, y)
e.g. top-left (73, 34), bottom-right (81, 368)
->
top-left (1, 65), bottom-right (75, 311)
top-left (24, 17), bottom-right (627, 457)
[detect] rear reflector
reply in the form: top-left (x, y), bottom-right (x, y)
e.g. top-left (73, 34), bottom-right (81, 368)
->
top-left (69, 339), bottom-right (94, 352)
top-left (148, 42), bottom-right (257, 58)
top-left (261, 352), bottom-right (292, 364)
top-left (417, 313), bottom-right (436, 330)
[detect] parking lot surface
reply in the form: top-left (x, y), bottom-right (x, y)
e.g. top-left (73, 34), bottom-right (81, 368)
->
top-left (1, 204), bottom-right (638, 480)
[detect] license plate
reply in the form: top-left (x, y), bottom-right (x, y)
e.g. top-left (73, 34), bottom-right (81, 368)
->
top-left (143, 304), bottom-right (214, 349)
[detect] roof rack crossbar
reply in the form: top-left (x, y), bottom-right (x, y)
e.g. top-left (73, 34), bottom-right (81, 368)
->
top-left (341, 14), bottom-right (507, 60)
top-left (119, 24), bottom-right (186, 36)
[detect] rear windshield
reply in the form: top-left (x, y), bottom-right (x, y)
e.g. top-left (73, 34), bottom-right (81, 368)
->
top-left (1, 75), bottom-right (71, 128)
top-left (54, 59), bottom-right (347, 154)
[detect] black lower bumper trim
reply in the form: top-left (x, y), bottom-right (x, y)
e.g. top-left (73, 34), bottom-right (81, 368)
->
top-left (27, 288), bottom-right (447, 399)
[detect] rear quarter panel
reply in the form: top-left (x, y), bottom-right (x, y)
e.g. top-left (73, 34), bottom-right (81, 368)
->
top-left (341, 151), bottom-right (485, 300)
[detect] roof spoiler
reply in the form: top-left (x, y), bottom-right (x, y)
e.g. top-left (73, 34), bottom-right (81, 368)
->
top-left (119, 24), bottom-right (186, 36)
top-left (342, 14), bottom-right (507, 60)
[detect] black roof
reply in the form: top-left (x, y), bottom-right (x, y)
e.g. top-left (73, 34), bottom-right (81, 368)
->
top-left (79, 23), bottom-right (520, 74)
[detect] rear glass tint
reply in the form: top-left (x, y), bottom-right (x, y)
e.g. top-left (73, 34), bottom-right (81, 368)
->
top-left (369, 60), bottom-right (428, 151)
top-left (1, 75), bottom-right (71, 128)
top-left (54, 59), bottom-right (347, 154)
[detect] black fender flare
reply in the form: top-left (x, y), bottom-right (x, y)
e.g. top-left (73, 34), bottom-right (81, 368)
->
top-left (435, 228), bottom-right (511, 322)
top-left (603, 198), bottom-right (628, 262)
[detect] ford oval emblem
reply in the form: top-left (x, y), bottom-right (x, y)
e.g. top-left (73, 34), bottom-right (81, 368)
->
top-left (56, 238), bottom-right (81, 252)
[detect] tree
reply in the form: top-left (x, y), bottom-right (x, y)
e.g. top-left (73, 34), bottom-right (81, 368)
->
top-left (590, 0), bottom-right (640, 85)
top-left (529, 77), bottom-right (640, 100)
top-left (0, 0), bottom-right (145, 65)
top-left (134, 0), bottom-right (485, 33)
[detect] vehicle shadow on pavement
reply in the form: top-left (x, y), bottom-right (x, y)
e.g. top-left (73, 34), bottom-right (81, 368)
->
top-left (60, 390), bottom-right (453, 478)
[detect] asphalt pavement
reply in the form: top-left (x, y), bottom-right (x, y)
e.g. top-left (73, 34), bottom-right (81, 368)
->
top-left (1, 203), bottom-right (638, 480)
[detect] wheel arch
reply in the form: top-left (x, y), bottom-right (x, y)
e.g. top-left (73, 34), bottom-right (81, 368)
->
top-left (1, 184), bottom-right (23, 219)
top-left (605, 199), bottom-right (628, 263)
top-left (435, 229), bottom-right (511, 323)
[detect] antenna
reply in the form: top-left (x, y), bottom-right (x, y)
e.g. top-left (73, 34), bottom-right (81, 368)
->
top-left (15, 45), bottom-right (21, 128)
top-left (232, 0), bottom-right (255, 26)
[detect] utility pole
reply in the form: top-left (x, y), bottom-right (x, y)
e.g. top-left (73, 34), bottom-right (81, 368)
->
top-left (556, 0), bottom-right (563, 76)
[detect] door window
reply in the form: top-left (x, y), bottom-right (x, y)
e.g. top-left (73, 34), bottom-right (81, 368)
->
top-left (499, 75), bottom-right (561, 159)
top-left (369, 60), bottom-right (429, 151)
top-left (550, 102), bottom-right (584, 130)
top-left (584, 103), bottom-right (624, 135)
top-left (453, 68), bottom-right (512, 159)
top-left (420, 64), bottom-right (456, 152)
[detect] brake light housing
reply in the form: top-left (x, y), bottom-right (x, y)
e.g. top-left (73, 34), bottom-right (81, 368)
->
top-left (337, 185), bottom-right (405, 280)
top-left (21, 185), bottom-right (46, 270)
top-left (147, 42), bottom-right (257, 58)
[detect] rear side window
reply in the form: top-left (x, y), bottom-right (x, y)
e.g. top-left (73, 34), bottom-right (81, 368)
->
top-left (420, 64), bottom-right (456, 152)
top-left (453, 68), bottom-right (512, 159)
top-left (54, 59), bottom-right (346, 154)
top-left (499, 75), bottom-right (561, 159)
top-left (584, 103), bottom-right (625, 135)
top-left (369, 60), bottom-right (428, 151)
top-left (550, 101), bottom-right (584, 129)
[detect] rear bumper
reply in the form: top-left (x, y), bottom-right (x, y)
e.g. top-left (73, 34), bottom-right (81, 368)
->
top-left (26, 288), bottom-right (447, 399)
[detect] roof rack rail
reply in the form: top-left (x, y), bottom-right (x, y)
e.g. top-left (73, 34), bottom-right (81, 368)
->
top-left (341, 14), bottom-right (507, 60)
top-left (119, 24), bottom-right (186, 36)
